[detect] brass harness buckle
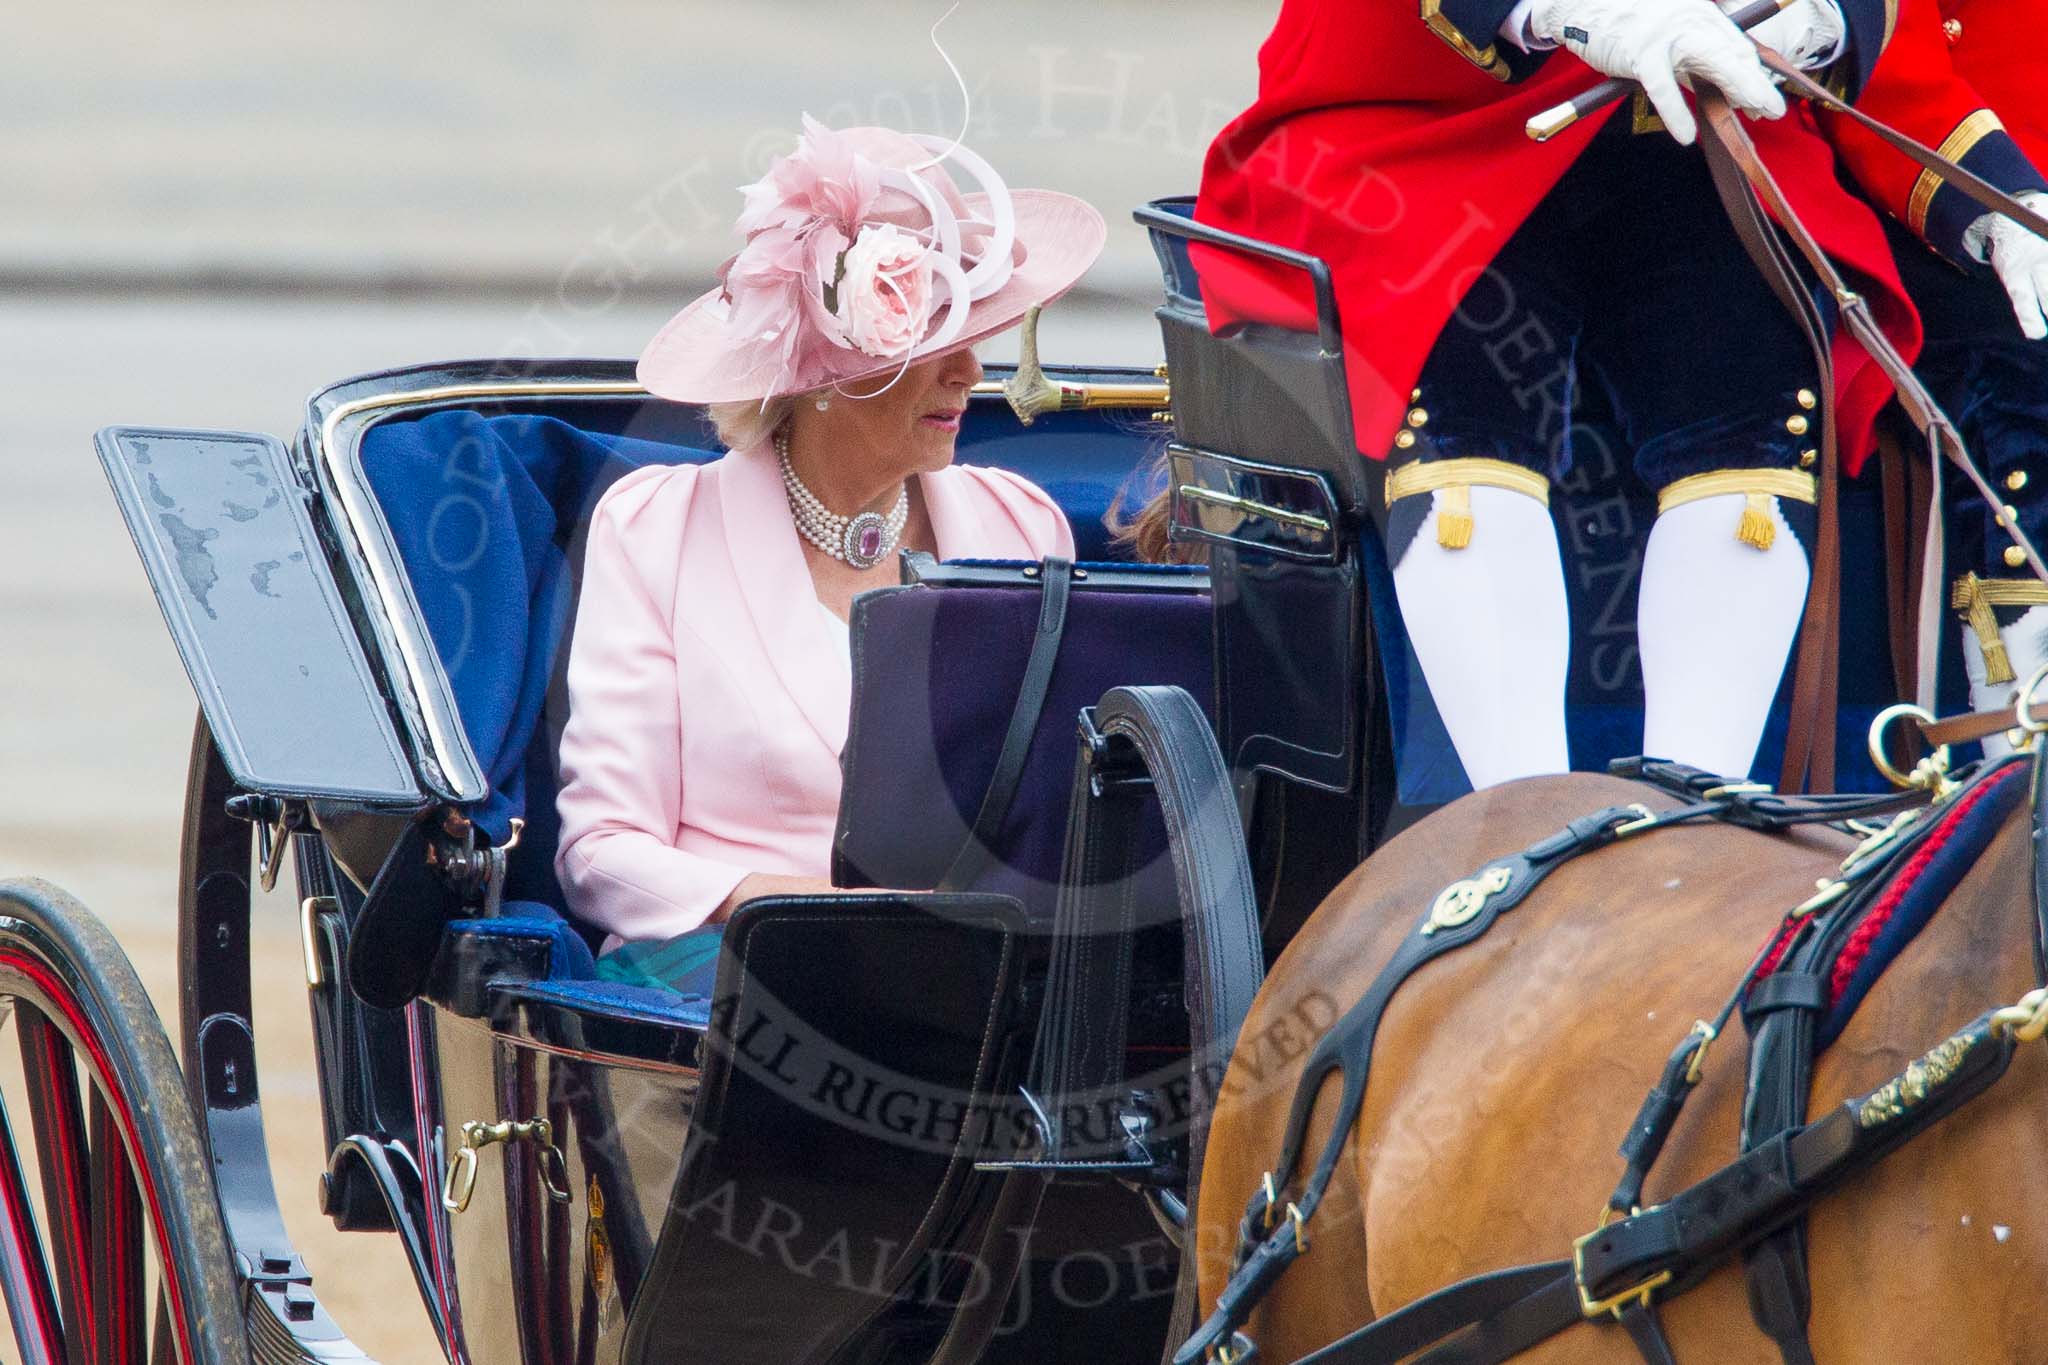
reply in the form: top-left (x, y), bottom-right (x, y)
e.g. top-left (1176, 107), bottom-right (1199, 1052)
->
top-left (1571, 1217), bottom-right (1674, 1321)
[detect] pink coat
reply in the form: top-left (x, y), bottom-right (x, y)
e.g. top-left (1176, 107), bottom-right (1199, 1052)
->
top-left (554, 441), bottom-right (1076, 945)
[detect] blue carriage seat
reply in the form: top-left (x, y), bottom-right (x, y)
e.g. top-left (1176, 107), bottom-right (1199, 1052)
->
top-left (354, 404), bottom-right (1156, 984)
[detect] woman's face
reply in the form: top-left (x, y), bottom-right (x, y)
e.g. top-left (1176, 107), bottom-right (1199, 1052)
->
top-left (807, 346), bottom-right (984, 477)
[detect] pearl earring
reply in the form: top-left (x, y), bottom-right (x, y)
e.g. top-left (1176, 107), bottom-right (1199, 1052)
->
top-left (815, 396), bottom-right (831, 411)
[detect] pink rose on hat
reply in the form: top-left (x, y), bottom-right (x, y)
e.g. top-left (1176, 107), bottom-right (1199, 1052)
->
top-left (637, 116), bottom-right (1107, 406)
top-left (830, 224), bottom-right (936, 359)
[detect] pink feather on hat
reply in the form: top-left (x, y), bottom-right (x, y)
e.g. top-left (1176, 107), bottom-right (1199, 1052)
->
top-left (638, 118), bottom-right (1106, 409)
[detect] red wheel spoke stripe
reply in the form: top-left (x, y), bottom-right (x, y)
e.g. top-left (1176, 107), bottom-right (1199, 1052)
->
top-left (90, 1092), bottom-right (145, 1365)
top-left (0, 1089), bottom-right (65, 1363)
top-left (0, 951), bottom-right (198, 1365)
top-left (17, 1006), bottom-right (95, 1364)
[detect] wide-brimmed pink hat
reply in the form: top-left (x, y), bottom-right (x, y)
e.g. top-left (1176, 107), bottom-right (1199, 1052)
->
top-left (638, 117), bottom-right (1106, 405)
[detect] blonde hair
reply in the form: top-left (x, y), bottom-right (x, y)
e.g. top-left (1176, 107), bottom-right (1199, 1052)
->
top-left (707, 393), bottom-right (800, 451)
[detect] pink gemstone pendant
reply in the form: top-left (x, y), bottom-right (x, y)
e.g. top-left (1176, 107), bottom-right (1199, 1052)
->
top-left (843, 511), bottom-right (889, 569)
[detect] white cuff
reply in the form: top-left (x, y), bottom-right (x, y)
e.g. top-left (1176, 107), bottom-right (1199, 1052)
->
top-left (1501, 0), bottom-right (1554, 52)
top-left (1810, 0), bottom-right (1849, 65)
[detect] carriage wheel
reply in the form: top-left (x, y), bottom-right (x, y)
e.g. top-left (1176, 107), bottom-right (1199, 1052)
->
top-left (0, 878), bottom-right (247, 1365)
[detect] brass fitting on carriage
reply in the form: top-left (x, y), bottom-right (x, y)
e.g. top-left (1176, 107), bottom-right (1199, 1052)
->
top-left (996, 305), bottom-right (1172, 425)
top-left (441, 1116), bottom-right (572, 1214)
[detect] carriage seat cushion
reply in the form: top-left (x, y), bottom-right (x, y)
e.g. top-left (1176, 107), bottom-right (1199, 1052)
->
top-left (360, 410), bottom-right (696, 909)
top-left (834, 562), bottom-right (1214, 917)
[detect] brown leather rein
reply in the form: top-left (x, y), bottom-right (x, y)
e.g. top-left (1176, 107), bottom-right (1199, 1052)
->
top-left (1691, 58), bottom-right (2048, 791)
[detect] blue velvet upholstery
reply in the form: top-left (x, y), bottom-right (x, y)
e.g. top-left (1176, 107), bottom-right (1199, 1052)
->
top-left (360, 411), bottom-right (687, 911)
top-left (446, 905), bottom-right (599, 980)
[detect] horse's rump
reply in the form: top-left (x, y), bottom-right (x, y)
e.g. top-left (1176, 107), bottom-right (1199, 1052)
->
top-left (1198, 770), bottom-right (2048, 1363)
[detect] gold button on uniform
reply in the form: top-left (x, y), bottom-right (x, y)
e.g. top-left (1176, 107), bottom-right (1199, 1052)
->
top-left (1395, 429), bottom-right (1417, 450)
top-left (1408, 407), bottom-right (1430, 427)
top-left (1944, 17), bottom-right (1962, 41)
top-left (1796, 389), bottom-right (1817, 410)
top-left (1798, 449), bottom-right (1817, 468)
top-left (1786, 414), bottom-right (1810, 436)
top-left (2007, 545), bottom-right (2029, 569)
top-left (1411, 387), bottom-right (1423, 401)
top-left (2008, 470), bottom-right (2029, 492)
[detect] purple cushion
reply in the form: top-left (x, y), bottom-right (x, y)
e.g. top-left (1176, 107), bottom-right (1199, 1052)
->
top-left (835, 566), bottom-right (1213, 921)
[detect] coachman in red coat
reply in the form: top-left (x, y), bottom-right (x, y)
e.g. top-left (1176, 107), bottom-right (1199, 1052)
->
top-left (1193, 0), bottom-right (1936, 791)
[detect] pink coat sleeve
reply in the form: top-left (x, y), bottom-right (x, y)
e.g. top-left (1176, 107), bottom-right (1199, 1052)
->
top-left (554, 467), bottom-right (750, 941)
top-left (964, 465), bottom-right (1078, 560)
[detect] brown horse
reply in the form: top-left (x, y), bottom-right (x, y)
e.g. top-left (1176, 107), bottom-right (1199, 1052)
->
top-left (1194, 771), bottom-right (2048, 1363)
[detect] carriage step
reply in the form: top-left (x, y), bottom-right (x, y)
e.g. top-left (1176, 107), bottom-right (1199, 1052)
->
top-left (244, 1280), bottom-right (375, 1363)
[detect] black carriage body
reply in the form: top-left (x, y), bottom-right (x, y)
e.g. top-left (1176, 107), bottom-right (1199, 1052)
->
top-left (104, 357), bottom-right (1206, 1363)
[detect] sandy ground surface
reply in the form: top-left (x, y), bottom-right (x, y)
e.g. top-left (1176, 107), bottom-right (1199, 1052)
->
top-left (0, 291), bottom-right (1168, 1362)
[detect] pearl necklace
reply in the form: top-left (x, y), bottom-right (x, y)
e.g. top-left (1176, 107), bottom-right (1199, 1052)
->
top-left (776, 431), bottom-right (910, 571)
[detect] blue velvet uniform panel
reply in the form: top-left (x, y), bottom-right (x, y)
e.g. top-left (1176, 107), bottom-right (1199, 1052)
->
top-left (1834, 0), bottom-right (1899, 99)
top-left (1923, 131), bottom-right (2048, 265)
top-left (1395, 113), bottom-right (1828, 501)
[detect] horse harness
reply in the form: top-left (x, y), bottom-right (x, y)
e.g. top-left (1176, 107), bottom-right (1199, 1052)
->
top-left (1175, 747), bottom-right (2048, 1365)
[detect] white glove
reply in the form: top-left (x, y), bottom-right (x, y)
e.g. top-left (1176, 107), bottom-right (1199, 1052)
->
top-left (1528, 0), bottom-right (1788, 144)
top-left (1739, 0), bottom-right (1847, 69)
top-left (1971, 192), bottom-right (2048, 340)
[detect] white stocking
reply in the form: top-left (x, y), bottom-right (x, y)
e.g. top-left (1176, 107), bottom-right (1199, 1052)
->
top-left (1961, 603), bottom-right (2048, 759)
top-left (1391, 486), bottom-right (1571, 789)
top-left (1639, 492), bottom-right (1809, 778)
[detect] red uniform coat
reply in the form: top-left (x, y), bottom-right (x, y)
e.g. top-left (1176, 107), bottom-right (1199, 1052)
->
top-left (1195, 0), bottom-right (1923, 473)
top-left (1824, 0), bottom-right (2048, 262)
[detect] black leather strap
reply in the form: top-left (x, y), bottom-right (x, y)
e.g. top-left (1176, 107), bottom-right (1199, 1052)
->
top-left (1295, 1264), bottom-right (1572, 1364)
top-left (1741, 971), bottom-right (1828, 1022)
top-left (1619, 1304), bottom-right (1679, 1365)
top-left (1293, 1010), bottom-right (2017, 1365)
top-left (1176, 801), bottom-right (1704, 1365)
top-left (940, 556), bottom-right (1075, 892)
top-left (1609, 759), bottom-right (1927, 830)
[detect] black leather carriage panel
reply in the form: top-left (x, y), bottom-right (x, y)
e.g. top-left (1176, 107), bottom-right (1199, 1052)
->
top-left (624, 893), bottom-right (1029, 1365)
top-left (95, 426), bottom-right (422, 803)
top-left (1168, 444), bottom-right (1342, 564)
top-left (1154, 310), bottom-right (1370, 517)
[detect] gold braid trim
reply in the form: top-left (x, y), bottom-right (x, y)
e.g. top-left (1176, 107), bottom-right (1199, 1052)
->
top-left (1385, 457), bottom-right (1549, 550)
top-left (1420, 0), bottom-right (1513, 81)
top-left (1949, 572), bottom-right (2038, 684)
top-left (1656, 469), bottom-right (1817, 552)
top-left (1907, 109), bottom-right (2004, 237)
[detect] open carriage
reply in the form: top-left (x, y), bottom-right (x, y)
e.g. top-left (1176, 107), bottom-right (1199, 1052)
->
top-left (0, 197), bottom-right (1934, 1365)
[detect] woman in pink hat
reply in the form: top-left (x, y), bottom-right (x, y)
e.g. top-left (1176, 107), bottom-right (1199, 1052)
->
top-left (554, 119), bottom-right (1104, 975)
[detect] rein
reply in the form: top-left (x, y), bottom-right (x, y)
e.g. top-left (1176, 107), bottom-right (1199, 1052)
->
top-left (1180, 742), bottom-right (2048, 1365)
top-left (1174, 766), bottom-right (1935, 1365)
